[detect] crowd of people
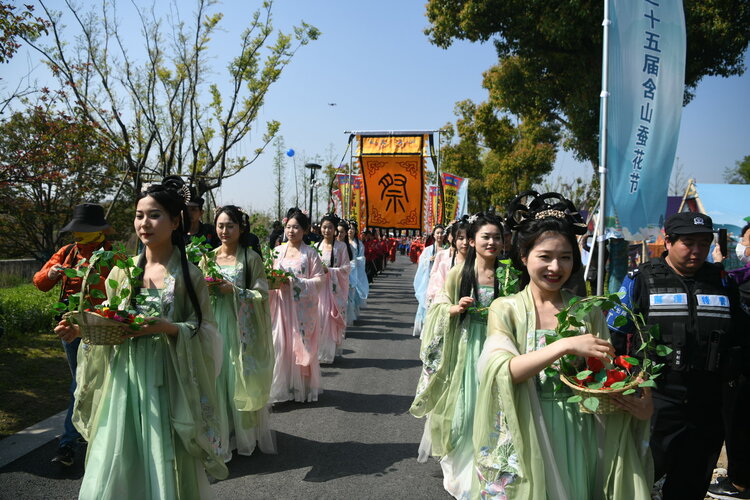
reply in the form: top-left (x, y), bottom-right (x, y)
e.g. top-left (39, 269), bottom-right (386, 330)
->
top-left (35, 176), bottom-right (378, 498)
top-left (30, 179), bottom-right (750, 500)
top-left (409, 191), bottom-right (750, 500)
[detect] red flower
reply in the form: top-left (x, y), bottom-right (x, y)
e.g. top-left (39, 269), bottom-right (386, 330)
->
top-left (603, 369), bottom-right (627, 387)
top-left (586, 356), bottom-right (605, 373)
top-left (614, 355), bottom-right (634, 371)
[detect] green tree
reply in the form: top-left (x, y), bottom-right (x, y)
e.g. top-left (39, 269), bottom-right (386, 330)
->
top-left (540, 175), bottom-right (599, 217)
top-left (0, 101), bottom-right (120, 259)
top-left (271, 136), bottom-right (287, 220)
top-left (724, 155), bottom-right (750, 184)
top-left (425, 0), bottom-right (750, 167)
top-left (20, 0), bottom-right (319, 200)
top-left (440, 99), bottom-right (558, 213)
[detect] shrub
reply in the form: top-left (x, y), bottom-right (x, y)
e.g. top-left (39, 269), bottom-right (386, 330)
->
top-left (0, 284), bottom-right (59, 337)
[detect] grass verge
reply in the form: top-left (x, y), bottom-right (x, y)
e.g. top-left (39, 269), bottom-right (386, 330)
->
top-left (0, 284), bottom-right (69, 438)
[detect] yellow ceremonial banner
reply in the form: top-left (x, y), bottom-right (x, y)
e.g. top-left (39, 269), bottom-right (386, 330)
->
top-left (360, 156), bottom-right (424, 229)
top-left (358, 135), bottom-right (426, 155)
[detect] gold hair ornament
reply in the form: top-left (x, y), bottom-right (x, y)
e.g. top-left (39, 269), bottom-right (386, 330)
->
top-left (534, 209), bottom-right (567, 220)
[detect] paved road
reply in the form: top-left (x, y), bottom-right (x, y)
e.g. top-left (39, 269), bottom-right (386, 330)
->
top-left (0, 256), bottom-right (449, 499)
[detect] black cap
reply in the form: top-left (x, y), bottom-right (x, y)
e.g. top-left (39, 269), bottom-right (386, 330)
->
top-left (664, 212), bottom-right (714, 235)
top-left (60, 204), bottom-right (110, 233)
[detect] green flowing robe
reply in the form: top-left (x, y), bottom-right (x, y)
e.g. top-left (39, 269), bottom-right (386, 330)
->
top-left (472, 286), bottom-right (653, 500)
top-left (203, 246), bottom-right (275, 458)
top-left (411, 263), bottom-right (489, 457)
top-left (73, 248), bottom-right (228, 499)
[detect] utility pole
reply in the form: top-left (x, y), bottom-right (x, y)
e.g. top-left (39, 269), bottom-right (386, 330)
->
top-left (305, 163), bottom-right (322, 220)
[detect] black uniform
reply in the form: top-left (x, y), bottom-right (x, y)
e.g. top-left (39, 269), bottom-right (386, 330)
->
top-left (607, 255), bottom-right (744, 500)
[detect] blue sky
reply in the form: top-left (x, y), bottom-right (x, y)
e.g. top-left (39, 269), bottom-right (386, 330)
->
top-left (4, 0), bottom-right (749, 212)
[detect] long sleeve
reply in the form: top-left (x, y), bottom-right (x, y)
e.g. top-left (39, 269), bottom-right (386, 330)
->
top-left (413, 245), bottom-right (434, 307)
top-left (232, 247), bottom-right (274, 411)
top-left (426, 249), bottom-right (451, 305)
top-left (411, 264), bottom-right (461, 418)
top-left (33, 245), bottom-right (71, 292)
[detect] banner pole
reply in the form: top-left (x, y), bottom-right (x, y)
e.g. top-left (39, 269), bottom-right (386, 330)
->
top-left (596, 0), bottom-right (611, 296)
top-left (584, 198), bottom-right (601, 288)
top-left (347, 137), bottom-right (354, 220)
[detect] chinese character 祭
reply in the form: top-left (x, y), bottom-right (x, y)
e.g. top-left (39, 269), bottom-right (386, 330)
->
top-left (379, 173), bottom-right (408, 213)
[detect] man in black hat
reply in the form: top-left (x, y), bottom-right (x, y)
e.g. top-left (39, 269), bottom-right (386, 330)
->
top-left (33, 203), bottom-right (114, 467)
top-left (607, 211), bottom-right (746, 499)
top-left (184, 192), bottom-right (220, 249)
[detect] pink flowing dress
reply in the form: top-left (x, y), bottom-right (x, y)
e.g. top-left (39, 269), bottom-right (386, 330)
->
top-left (316, 240), bottom-right (351, 364)
top-left (269, 243), bottom-right (324, 403)
top-left (426, 249), bottom-right (454, 305)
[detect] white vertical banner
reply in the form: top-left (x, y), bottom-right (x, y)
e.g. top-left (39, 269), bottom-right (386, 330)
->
top-left (604, 0), bottom-right (686, 240)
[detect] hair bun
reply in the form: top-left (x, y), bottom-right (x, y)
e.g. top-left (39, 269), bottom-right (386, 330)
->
top-left (161, 175), bottom-right (185, 191)
top-left (505, 190), bottom-right (587, 235)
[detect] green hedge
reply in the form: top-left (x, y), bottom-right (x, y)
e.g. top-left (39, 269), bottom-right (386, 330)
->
top-left (0, 284), bottom-right (59, 337)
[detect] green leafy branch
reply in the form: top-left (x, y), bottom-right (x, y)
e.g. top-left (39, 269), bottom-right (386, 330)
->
top-left (465, 260), bottom-right (521, 318)
top-left (261, 244), bottom-right (294, 288)
top-left (496, 258), bottom-right (521, 297)
top-left (186, 235), bottom-right (223, 281)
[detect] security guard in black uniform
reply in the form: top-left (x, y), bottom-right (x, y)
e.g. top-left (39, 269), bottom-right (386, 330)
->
top-left (607, 212), bottom-right (745, 500)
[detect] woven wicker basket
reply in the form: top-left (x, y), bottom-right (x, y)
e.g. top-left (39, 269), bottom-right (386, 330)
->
top-left (67, 311), bottom-right (127, 345)
top-left (560, 374), bottom-right (638, 414)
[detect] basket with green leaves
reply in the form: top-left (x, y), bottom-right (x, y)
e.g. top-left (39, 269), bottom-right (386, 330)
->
top-left (53, 243), bottom-right (153, 345)
top-left (545, 292), bottom-right (670, 414)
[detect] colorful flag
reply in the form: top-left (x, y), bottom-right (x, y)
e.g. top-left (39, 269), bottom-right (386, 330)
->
top-left (332, 189), bottom-right (343, 216)
top-left (440, 172), bottom-right (465, 221)
top-left (604, 0), bottom-right (686, 240)
top-left (352, 175), bottom-right (365, 230)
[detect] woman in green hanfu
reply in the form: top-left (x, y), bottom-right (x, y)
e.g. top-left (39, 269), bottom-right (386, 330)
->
top-left (203, 205), bottom-right (276, 462)
top-left (411, 212), bottom-right (510, 498)
top-left (56, 176), bottom-right (228, 499)
top-left (472, 192), bottom-right (654, 500)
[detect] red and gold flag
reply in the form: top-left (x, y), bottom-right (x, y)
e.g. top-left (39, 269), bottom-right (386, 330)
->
top-left (360, 156), bottom-right (424, 230)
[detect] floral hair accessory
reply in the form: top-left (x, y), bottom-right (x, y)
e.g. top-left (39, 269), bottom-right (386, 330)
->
top-left (141, 182), bottom-right (153, 194)
top-left (467, 214), bottom-right (479, 224)
top-left (282, 217), bottom-right (288, 224)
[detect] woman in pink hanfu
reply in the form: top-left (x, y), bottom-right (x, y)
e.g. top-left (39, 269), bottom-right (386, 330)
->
top-left (269, 208), bottom-right (325, 403)
top-left (426, 217), bottom-right (471, 306)
top-left (316, 213), bottom-right (351, 364)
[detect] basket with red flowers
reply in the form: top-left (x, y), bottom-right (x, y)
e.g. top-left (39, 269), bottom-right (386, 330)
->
top-left (545, 292), bottom-right (670, 414)
top-left (53, 243), bottom-right (154, 345)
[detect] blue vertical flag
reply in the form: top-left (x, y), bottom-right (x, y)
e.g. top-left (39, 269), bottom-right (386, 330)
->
top-left (604, 0), bottom-right (686, 240)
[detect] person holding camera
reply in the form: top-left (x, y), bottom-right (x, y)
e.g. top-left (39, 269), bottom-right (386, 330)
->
top-left (33, 203), bottom-right (113, 467)
top-left (607, 212), bottom-right (746, 500)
